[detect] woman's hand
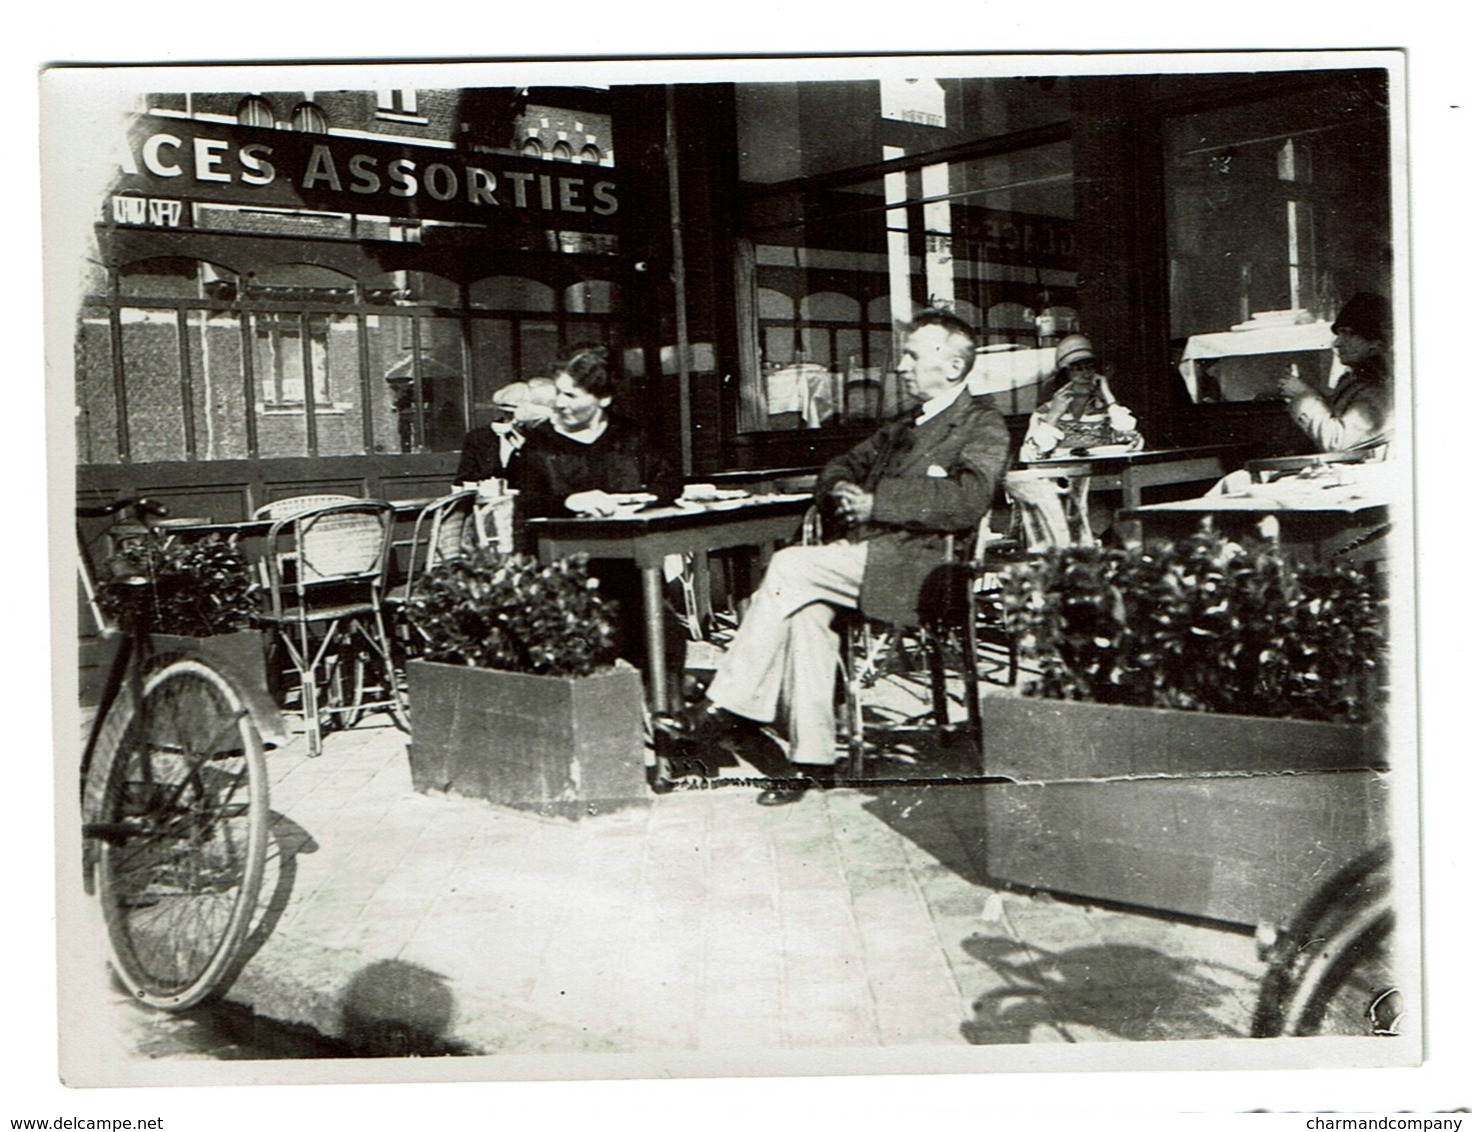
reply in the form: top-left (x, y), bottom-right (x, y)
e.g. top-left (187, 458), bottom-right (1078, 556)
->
top-left (565, 489), bottom-right (622, 517)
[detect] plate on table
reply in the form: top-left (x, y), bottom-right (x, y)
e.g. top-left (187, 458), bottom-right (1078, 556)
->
top-left (677, 488), bottom-right (751, 510)
top-left (1077, 444), bottom-right (1135, 457)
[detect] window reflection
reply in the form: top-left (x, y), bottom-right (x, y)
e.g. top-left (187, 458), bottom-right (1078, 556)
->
top-left (1164, 75), bottom-right (1391, 403)
top-left (740, 138), bottom-right (1075, 431)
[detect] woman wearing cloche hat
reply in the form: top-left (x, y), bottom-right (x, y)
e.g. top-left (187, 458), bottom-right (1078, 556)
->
top-left (1019, 334), bottom-right (1144, 462)
top-left (1005, 334), bottom-right (1145, 549)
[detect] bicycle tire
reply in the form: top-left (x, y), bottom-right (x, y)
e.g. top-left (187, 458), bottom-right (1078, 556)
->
top-left (1252, 845), bottom-right (1397, 1037)
top-left (88, 656), bottom-right (269, 1011)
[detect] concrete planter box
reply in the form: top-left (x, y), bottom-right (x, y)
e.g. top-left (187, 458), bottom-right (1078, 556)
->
top-left (405, 658), bottom-right (649, 819)
top-left (982, 695), bottom-right (1390, 928)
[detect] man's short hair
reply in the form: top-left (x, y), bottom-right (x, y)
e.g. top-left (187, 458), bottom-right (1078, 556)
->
top-left (906, 307), bottom-right (978, 379)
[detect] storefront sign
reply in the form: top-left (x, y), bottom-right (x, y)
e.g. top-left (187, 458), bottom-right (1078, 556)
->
top-left (110, 116), bottom-right (620, 232)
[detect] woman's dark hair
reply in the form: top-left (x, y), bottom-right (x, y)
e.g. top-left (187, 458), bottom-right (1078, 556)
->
top-left (557, 344), bottom-right (617, 399)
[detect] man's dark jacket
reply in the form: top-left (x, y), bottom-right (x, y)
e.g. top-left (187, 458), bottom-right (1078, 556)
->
top-left (816, 390), bottom-right (1011, 625)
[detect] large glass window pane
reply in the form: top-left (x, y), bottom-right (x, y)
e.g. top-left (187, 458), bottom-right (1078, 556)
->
top-left (739, 139), bottom-right (1073, 431)
top-left (520, 320), bottom-right (560, 380)
top-left (365, 314), bottom-right (414, 454)
top-left (119, 257), bottom-right (208, 300)
top-left (251, 312), bottom-right (310, 457)
top-left (77, 306), bottom-right (118, 464)
top-left (120, 308), bottom-right (186, 462)
top-left (736, 78), bottom-right (1070, 185)
top-left (468, 318), bottom-right (515, 427)
top-left (185, 310), bottom-right (249, 460)
top-left (418, 316), bottom-right (467, 453)
top-left (468, 275), bottom-right (554, 311)
top-left (313, 313), bottom-right (368, 457)
top-left (1164, 76), bottom-right (1391, 403)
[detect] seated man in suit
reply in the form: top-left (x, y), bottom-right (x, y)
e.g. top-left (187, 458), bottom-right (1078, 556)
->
top-left (659, 308), bottom-right (1011, 804)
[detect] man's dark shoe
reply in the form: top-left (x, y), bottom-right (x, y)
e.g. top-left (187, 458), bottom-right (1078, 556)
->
top-left (655, 700), bottom-right (760, 764)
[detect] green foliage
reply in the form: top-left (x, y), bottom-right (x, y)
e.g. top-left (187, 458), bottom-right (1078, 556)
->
top-left (99, 535), bottom-right (256, 637)
top-left (1001, 534), bottom-right (1388, 724)
top-left (402, 546), bottom-right (618, 678)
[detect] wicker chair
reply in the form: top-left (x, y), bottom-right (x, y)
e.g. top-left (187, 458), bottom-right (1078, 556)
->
top-left (253, 500), bottom-right (405, 756)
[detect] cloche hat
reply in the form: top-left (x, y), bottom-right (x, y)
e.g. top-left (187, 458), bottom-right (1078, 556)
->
top-left (1055, 334), bottom-right (1096, 371)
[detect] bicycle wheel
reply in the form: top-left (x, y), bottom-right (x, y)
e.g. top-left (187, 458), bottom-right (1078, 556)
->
top-left (88, 656), bottom-right (269, 1011)
top-left (1253, 845), bottom-right (1397, 1037)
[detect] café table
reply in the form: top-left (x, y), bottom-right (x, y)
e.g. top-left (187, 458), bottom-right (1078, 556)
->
top-left (1019, 444), bottom-right (1250, 511)
top-left (527, 494), bottom-right (811, 714)
top-left (1017, 443), bottom-right (1253, 544)
top-left (1120, 479), bottom-right (1391, 564)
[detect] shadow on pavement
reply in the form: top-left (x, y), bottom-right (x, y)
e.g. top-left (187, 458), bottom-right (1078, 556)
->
top-left (959, 935), bottom-right (1254, 1043)
top-left (340, 958), bottom-right (473, 1056)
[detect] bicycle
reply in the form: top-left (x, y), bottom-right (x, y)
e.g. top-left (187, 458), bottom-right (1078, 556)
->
top-left (1251, 842), bottom-right (1399, 1037)
top-left (78, 498), bottom-right (284, 1011)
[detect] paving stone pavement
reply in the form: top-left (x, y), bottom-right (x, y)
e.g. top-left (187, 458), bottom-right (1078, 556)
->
top-left (218, 701), bottom-right (1270, 1062)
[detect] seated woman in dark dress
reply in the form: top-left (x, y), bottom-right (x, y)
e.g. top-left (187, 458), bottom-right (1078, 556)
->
top-left (515, 346), bottom-right (686, 700)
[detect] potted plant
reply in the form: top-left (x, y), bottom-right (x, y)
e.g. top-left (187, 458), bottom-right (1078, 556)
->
top-left (97, 533), bottom-right (271, 699)
top-left (400, 547), bottom-right (648, 818)
top-left (981, 533), bottom-right (1392, 927)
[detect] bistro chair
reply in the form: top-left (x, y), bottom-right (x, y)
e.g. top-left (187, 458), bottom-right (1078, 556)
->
top-left (1003, 468), bottom-right (1096, 552)
top-left (250, 493), bottom-right (362, 592)
top-left (252, 493), bottom-right (358, 520)
top-left (386, 489), bottom-right (481, 659)
top-left (253, 499), bottom-right (405, 757)
top-left (803, 506), bottom-right (1017, 779)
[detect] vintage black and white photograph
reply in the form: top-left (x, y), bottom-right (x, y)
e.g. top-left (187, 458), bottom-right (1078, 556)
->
top-left (39, 47), bottom-right (1433, 1101)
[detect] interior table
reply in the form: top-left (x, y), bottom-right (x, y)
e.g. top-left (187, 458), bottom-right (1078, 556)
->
top-left (528, 494), bottom-right (810, 714)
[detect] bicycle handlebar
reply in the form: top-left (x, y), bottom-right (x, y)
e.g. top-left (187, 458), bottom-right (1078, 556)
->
top-left (76, 497), bottom-right (170, 522)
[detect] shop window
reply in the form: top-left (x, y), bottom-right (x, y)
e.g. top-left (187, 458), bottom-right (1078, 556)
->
top-left (580, 144), bottom-right (602, 165)
top-left (76, 306), bottom-right (119, 464)
top-left (185, 310), bottom-right (249, 460)
top-left (564, 279), bottom-right (618, 314)
top-left (253, 313), bottom-right (333, 410)
top-left (468, 275), bottom-right (554, 312)
top-left (1164, 74), bottom-right (1391, 403)
top-left (551, 141), bottom-right (574, 161)
top-left (737, 136), bottom-right (1075, 431)
top-left (119, 257), bottom-right (236, 300)
top-left (120, 308), bottom-right (187, 462)
top-left (244, 262), bottom-right (356, 303)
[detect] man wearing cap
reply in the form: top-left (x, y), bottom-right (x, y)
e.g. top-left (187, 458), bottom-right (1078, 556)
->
top-left (1279, 292), bottom-right (1393, 452)
top-left (452, 378), bottom-right (556, 487)
top-left (658, 308), bottom-right (1010, 804)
